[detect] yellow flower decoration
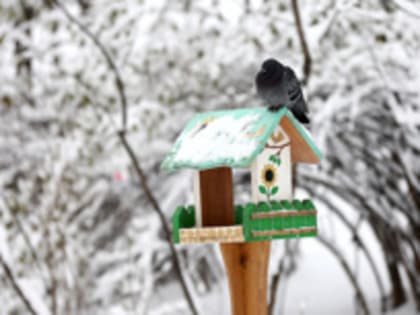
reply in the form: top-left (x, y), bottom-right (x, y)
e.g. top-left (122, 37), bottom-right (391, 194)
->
top-left (261, 164), bottom-right (277, 188)
top-left (270, 130), bottom-right (285, 143)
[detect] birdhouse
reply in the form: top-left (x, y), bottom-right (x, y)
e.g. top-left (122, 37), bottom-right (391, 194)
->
top-left (162, 107), bottom-right (322, 244)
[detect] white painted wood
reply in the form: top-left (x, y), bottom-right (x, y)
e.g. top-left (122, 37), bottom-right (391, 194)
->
top-left (193, 170), bottom-right (202, 227)
top-left (278, 146), bottom-right (292, 199)
top-left (251, 160), bottom-right (259, 203)
top-left (251, 125), bottom-right (293, 203)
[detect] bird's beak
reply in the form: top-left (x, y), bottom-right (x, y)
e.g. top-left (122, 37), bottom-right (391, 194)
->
top-left (260, 69), bottom-right (266, 73)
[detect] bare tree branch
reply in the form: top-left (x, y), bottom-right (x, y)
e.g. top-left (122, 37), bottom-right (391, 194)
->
top-left (1, 200), bottom-right (46, 284)
top-left (301, 184), bottom-right (387, 311)
top-left (15, 215), bottom-right (48, 281)
top-left (268, 253), bottom-right (285, 315)
top-left (117, 131), bottom-right (198, 315)
top-left (53, 0), bottom-right (127, 130)
top-left (317, 234), bottom-right (371, 315)
top-left (392, 0), bottom-right (420, 20)
top-left (269, 272), bottom-right (284, 314)
top-left (268, 240), bottom-right (298, 315)
top-left (53, 1), bottom-right (199, 314)
top-left (0, 254), bottom-right (39, 315)
top-left (301, 173), bottom-right (415, 308)
top-left (291, 0), bottom-right (312, 84)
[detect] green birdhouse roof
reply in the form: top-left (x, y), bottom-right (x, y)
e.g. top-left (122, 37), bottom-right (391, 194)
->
top-left (161, 107), bottom-right (322, 172)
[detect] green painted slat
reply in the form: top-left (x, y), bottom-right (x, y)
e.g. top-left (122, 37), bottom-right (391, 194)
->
top-left (257, 202), bottom-right (270, 212)
top-left (302, 199), bottom-right (315, 210)
top-left (280, 200), bottom-right (292, 210)
top-left (308, 214), bottom-right (317, 227)
top-left (271, 231), bottom-right (317, 240)
top-left (235, 205), bottom-right (244, 224)
top-left (243, 203), bottom-right (255, 241)
top-left (270, 200), bottom-right (282, 210)
top-left (248, 232), bottom-right (317, 242)
top-left (172, 205), bottom-right (196, 243)
top-left (292, 199), bottom-right (303, 210)
top-left (172, 206), bottom-right (184, 243)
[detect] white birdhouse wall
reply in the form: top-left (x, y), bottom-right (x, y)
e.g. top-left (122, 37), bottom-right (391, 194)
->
top-left (193, 170), bottom-right (202, 227)
top-left (251, 125), bottom-right (292, 203)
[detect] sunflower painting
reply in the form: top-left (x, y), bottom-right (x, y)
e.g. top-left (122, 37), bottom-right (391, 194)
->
top-left (258, 164), bottom-right (279, 200)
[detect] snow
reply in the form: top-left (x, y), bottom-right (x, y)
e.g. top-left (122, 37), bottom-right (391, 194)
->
top-left (0, 224), bottom-right (10, 264)
top-left (168, 112), bottom-right (262, 169)
top-left (393, 0), bottom-right (420, 19)
top-left (19, 278), bottom-right (51, 315)
top-left (1, 0), bottom-right (419, 314)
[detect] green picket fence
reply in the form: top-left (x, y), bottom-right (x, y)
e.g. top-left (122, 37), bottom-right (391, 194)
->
top-left (172, 200), bottom-right (317, 243)
top-left (172, 205), bottom-right (195, 243)
top-left (241, 200), bottom-right (317, 241)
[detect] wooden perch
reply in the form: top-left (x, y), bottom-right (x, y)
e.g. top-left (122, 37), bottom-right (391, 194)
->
top-left (180, 226), bottom-right (244, 243)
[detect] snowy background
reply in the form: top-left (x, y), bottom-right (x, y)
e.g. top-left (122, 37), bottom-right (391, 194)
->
top-left (0, 0), bottom-right (419, 314)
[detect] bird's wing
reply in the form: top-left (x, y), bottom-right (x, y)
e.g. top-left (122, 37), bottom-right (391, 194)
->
top-left (285, 67), bottom-right (308, 113)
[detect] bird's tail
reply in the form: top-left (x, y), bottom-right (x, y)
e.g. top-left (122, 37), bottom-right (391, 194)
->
top-left (292, 107), bottom-right (310, 124)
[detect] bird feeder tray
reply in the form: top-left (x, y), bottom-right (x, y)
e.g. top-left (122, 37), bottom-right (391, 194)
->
top-left (173, 200), bottom-right (317, 244)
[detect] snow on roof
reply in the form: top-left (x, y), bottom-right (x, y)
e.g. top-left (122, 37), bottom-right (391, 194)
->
top-left (161, 107), bottom-right (322, 172)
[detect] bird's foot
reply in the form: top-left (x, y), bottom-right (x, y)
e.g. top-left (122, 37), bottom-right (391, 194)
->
top-left (268, 105), bottom-right (282, 112)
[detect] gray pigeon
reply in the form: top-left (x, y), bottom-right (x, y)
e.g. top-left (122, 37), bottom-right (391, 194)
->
top-left (255, 58), bottom-right (310, 124)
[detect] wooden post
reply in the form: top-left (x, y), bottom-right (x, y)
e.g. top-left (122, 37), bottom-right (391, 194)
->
top-left (199, 167), bottom-right (270, 315)
top-left (220, 242), bottom-right (270, 315)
